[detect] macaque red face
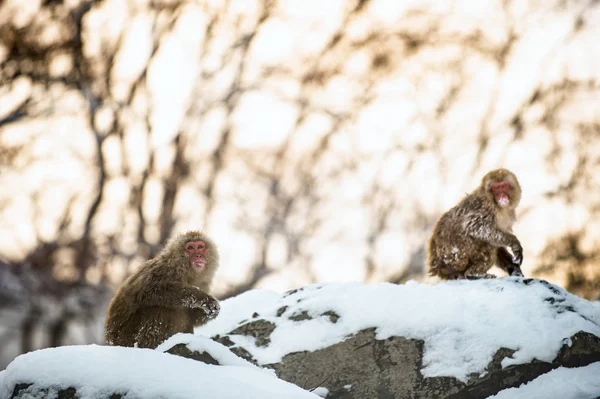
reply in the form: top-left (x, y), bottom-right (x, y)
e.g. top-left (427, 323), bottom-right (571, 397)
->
top-left (490, 180), bottom-right (511, 207)
top-left (184, 240), bottom-right (207, 272)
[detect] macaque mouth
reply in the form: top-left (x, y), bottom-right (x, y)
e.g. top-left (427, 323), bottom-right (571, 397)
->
top-left (496, 193), bottom-right (510, 207)
top-left (192, 259), bottom-right (206, 270)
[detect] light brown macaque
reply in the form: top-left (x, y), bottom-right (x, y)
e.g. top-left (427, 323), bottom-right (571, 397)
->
top-left (428, 168), bottom-right (524, 280)
top-left (104, 231), bottom-right (220, 348)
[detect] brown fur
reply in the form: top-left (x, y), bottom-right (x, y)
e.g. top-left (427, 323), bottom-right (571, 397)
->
top-left (104, 231), bottom-right (220, 348)
top-left (428, 169), bottom-right (524, 280)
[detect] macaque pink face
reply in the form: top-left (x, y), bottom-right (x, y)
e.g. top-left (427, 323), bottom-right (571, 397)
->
top-left (491, 181), bottom-right (511, 207)
top-left (184, 240), bottom-right (207, 272)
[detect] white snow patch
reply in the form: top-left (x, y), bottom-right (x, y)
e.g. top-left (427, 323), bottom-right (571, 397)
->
top-left (198, 279), bottom-right (600, 382)
top-left (312, 386), bottom-right (329, 397)
top-left (156, 333), bottom-right (275, 376)
top-left (0, 345), bottom-right (319, 399)
top-left (487, 362), bottom-right (600, 399)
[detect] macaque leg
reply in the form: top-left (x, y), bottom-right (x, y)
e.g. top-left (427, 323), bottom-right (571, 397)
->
top-left (134, 307), bottom-right (191, 348)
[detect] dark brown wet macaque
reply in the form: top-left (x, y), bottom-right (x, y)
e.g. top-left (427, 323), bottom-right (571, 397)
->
top-left (428, 169), bottom-right (524, 280)
top-left (104, 231), bottom-right (220, 348)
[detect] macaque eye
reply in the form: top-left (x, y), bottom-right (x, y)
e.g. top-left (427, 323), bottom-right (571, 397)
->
top-left (186, 246), bottom-right (193, 251)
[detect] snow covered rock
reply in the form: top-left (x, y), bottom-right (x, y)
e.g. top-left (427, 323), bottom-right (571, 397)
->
top-left (488, 362), bottom-right (600, 399)
top-left (0, 344), bottom-right (320, 399)
top-left (4, 279), bottom-right (598, 398)
top-left (182, 278), bottom-right (600, 398)
top-left (157, 334), bottom-right (271, 371)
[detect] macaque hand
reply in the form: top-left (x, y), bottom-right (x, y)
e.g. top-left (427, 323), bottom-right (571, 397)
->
top-left (200, 295), bottom-right (220, 319)
top-left (510, 266), bottom-right (524, 277)
top-left (510, 242), bottom-right (523, 266)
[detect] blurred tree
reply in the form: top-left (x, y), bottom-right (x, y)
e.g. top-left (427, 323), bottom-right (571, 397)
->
top-left (1, 0), bottom-right (600, 367)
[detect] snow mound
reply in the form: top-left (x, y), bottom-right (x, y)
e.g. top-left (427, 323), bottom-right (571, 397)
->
top-left (156, 333), bottom-right (276, 376)
top-left (0, 345), bottom-right (319, 399)
top-left (487, 362), bottom-right (600, 399)
top-left (198, 278), bottom-right (600, 382)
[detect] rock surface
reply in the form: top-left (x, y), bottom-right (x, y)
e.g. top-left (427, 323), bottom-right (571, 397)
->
top-left (275, 330), bottom-right (600, 399)
top-left (185, 278), bottom-right (600, 398)
top-left (167, 327), bottom-right (600, 399)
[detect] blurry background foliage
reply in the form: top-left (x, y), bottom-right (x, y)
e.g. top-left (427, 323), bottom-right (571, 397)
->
top-left (1, 0), bottom-right (599, 368)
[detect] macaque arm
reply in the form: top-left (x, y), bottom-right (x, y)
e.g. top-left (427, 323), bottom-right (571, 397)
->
top-left (464, 212), bottom-right (523, 265)
top-left (189, 309), bottom-right (207, 326)
top-left (141, 285), bottom-right (213, 309)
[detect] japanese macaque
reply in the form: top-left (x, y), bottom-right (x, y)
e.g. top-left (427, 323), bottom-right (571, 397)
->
top-left (104, 231), bottom-right (220, 348)
top-left (428, 168), bottom-right (524, 280)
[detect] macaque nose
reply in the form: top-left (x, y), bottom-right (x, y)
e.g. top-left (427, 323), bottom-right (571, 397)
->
top-left (492, 181), bottom-right (510, 191)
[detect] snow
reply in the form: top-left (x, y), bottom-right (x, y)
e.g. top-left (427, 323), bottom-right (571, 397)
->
top-left (156, 333), bottom-right (276, 376)
top-left (198, 278), bottom-right (600, 382)
top-left (0, 345), bottom-right (319, 399)
top-left (312, 386), bottom-right (329, 397)
top-left (487, 362), bottom-right (600, 399)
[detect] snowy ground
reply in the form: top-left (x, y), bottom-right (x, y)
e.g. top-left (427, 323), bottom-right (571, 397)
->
top-left (0, 344), bottom-right (320, 399)
top-left (198, 278), bottom-right (600, 382)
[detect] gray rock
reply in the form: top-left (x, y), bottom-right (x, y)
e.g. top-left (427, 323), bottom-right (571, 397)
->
top-left (10, 384), bottom-right (116, 399)
top-left (203, 325), bottom-right (599, 399)
top-left (166, 343), bottom-right (220, 365)
top-left (229, 319), bottom-right (276, 347)
top-left (269, 328), bottom-right (463, 399)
